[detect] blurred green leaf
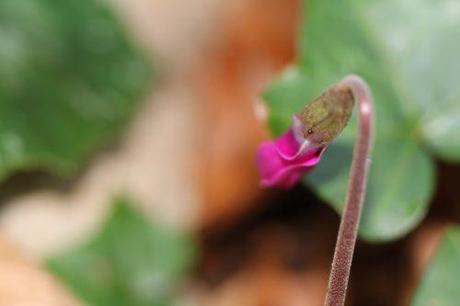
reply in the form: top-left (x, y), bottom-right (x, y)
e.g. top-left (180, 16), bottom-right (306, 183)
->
top-left (367, 0), bottom-right (460, 161)
top-left (0, 0), bottom-right (153, 180)
top-left (263, 0), bottom-right (460, 240)
top-left (47, 197), bottom-right (196, 306)
top-left (411, 226), bottom-right (460, 306)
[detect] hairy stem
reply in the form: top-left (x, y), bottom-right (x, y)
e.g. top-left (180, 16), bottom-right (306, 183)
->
top-left (324, 75), bottom-right (374, 306)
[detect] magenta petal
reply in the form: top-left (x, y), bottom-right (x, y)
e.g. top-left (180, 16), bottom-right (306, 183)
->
top-left (256, 129), bottom-right (324, 189)
top-left (274, 129), bottom-right (302, 159)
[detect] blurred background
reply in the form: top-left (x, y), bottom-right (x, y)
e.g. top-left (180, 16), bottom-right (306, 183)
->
top-left (0, 0), bottom-right (459, 305)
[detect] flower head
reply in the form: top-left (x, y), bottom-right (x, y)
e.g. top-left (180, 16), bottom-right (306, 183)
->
top-left (257, 123), bottom-right (325, 189)
top-left (257, 84), bottom-right (354, 189)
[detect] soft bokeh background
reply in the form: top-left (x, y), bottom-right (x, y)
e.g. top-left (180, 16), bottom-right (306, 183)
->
top-left (0, 1), bottom-right (459, 306)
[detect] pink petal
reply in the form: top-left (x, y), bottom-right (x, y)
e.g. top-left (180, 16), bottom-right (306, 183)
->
top-left (256, 129), bottom-right (325, 189)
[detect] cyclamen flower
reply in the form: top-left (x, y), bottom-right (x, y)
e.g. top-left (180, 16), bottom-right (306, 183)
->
top-left (256, 117), bottom-right (325, 189)
top-left (257, 75), bottom-right (373, 306)
top-left (256, 84), bottom-right (354, 189)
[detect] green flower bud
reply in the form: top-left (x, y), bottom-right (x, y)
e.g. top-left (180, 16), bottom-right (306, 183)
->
top-left (295, 84), bottom-right (354, 147)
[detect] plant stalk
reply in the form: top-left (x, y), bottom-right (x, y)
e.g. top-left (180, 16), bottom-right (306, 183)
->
top-left (324, 75), bottom-right (374, 306)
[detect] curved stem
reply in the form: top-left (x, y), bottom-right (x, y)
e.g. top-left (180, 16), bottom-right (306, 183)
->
top-left (324, 75), bottom-right (374, 306)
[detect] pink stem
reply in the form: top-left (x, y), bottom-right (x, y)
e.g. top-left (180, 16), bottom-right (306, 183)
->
top-left (324, 75), bottom-right (374, 306)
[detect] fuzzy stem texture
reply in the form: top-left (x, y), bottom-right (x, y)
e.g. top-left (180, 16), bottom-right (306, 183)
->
top-left (324, 75), bottom-right (374, 306)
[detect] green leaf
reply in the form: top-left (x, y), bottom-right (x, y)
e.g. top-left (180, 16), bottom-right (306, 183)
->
top-left (366, 0), bottom-right (460, 161)
top-left (307, 138), bottom-right (434, 241)
top-left (47, 197), bottom-right (196, 306)
top-left (263, 0), bottom-right (450, 240)
top-left (0, 0), bottom-right (153, 180)
top-left (411, 226), bottom-right (460, 306)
